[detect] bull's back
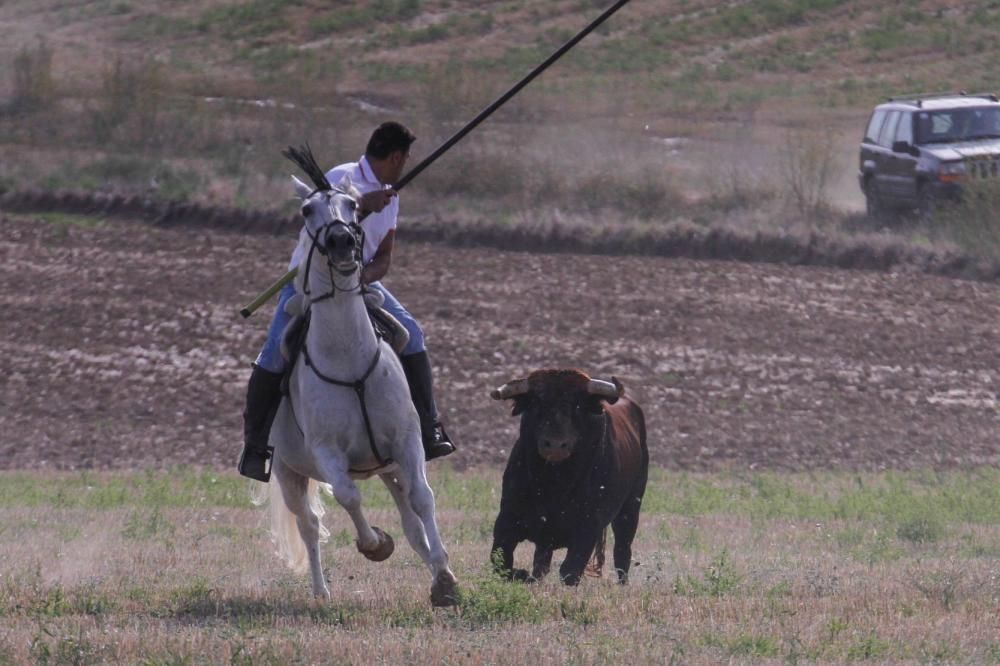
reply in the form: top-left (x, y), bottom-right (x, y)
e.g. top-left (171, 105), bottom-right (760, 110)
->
top-left (605, 397), bottom-right (648, 486)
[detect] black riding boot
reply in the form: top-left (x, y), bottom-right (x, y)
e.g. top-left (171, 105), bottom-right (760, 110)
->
top-left (237, 364), bottom-right (284, 482)
top-left (400, 351), bottom-right (456, 460)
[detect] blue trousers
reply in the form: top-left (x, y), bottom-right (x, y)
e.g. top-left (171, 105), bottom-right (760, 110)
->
top-left (255, 281), bottom-right (425, 373)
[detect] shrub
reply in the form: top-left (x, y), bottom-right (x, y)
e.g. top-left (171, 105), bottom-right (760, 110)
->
top-left (779, 129), bottom-right (835, 218)
top-left (931, 178), bottom-right (1000, 258)
top-left (9, 38), bottom-right (55, 113)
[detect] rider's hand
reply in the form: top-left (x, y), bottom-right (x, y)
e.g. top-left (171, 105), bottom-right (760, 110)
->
top-left (359, 189), bottom-right (397, 215)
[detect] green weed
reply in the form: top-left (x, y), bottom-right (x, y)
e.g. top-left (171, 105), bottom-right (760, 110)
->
top-left (672, 549), bottom-right (742, 597)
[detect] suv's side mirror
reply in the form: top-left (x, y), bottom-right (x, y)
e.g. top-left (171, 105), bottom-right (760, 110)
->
top-left (892, 140), bottom-right (918, 156)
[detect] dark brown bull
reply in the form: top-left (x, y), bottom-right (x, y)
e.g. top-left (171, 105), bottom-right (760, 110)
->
top-left (489, 369), bottom-right (648, 585)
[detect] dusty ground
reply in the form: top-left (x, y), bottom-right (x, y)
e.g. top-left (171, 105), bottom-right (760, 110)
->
top-left (1, 213), bottom-right (997, 472)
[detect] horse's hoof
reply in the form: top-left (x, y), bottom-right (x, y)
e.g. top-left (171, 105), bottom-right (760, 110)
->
top-left (357, 526), bottom-right (394, 562)
top-left (430, 570), bottom-right (459, 607)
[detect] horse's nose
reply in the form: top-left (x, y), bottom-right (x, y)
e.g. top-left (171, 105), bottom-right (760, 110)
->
top-left (325, 229), bottom-right (356, 255)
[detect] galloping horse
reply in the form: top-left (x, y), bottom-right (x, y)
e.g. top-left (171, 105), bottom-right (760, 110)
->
top-left (262, 147), bottom-right (457, 606)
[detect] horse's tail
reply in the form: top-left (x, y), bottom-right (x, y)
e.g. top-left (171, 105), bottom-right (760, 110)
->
top-left (252, 476), bottom-right (331, 574)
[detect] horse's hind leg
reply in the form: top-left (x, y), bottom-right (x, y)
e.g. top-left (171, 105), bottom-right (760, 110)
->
top-left (400, 465), bottom-right (457, 606)
top-left (380, 473), bottom-right (432, 563)
top-left (273, 459), bottom-right (330, 599)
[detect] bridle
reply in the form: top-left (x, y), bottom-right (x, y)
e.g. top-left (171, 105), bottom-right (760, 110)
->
top-left (299, 187), bottom-right (366, 305)
top-left (295, 186), bottom-right (392, 467)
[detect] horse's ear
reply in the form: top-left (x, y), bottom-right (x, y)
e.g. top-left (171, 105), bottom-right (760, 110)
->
top-left (291, 175), bottom-right (312, 200)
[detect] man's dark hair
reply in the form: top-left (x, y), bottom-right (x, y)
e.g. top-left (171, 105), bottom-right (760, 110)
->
top-left (365, 121), bottom-right (416, 160)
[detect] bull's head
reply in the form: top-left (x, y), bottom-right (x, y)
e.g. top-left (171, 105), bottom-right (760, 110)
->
top-left (491, 369), bottom-right (624, 464)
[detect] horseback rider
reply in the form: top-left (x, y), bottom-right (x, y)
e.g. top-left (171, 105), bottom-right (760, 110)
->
top-left (238, 121), bottom-right (456, 482)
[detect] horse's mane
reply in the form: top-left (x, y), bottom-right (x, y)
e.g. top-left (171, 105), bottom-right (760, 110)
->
top-left (282, 143), bottom-right (331, 192)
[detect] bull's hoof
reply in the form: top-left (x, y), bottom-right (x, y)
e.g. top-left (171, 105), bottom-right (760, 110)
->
top-left (357, 526), bottom-right (394, 562)
top-left (560, 572), bottom-right (582, 586)
top-left (511, 568), bottom-right (532, 583)
top-left (430, 570), bottom-right (459, 607)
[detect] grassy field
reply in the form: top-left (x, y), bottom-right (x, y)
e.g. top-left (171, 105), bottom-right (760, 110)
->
top-left (1, 467), bottom-right (998, 664)
top-left (3, 1), bottom-right (1000, 257)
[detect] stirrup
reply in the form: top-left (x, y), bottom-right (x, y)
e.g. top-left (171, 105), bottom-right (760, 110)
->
top-left (238, 444), bottom-right (274, 482)
top-left (424, 423), bottom-right (455, 461)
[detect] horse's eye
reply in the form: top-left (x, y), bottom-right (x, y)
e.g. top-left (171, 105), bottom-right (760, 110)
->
top-left (301, 203), bottom-right (313, 218)
top-left (348, 200), bottom-right (357, 210)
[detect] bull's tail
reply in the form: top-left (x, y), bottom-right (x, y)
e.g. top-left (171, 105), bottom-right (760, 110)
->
top-left (252, 476), bottom-right (330, 574)
top-left (585, 528), bottom-right (608, 578)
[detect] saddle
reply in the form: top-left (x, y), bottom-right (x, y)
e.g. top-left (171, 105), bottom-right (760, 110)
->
top-left (279, 290), bottom-right (410, 394)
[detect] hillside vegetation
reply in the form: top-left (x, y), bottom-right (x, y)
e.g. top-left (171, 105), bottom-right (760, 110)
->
top-left (2, 0), bottom-right (1000, 254)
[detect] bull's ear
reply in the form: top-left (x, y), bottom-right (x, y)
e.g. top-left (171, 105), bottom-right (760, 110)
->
top-left (583, 396), bottom-right (606, 413)
top-left (601, 376), bottom-right (623, 405)
top-left (510, 395), bottom-right (529, 417)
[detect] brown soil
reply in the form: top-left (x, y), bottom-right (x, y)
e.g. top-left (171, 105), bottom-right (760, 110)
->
top-left (1, 213), bottom-right (998, 472)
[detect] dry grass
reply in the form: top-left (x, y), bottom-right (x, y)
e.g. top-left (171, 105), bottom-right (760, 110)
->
top-left (2, 0), bottom-right (1000, 240)
top-left (1, 468), bottom-right (998, 664)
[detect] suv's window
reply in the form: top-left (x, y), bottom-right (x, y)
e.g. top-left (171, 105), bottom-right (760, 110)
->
top-left (895, 112), bottom-right (913, 145)
top-left (878, 111), bottom-right (901, 148)
top-left (915, 107), bottom-right (1000, 144)
top-left (864, 109), bottom-right (887, 144)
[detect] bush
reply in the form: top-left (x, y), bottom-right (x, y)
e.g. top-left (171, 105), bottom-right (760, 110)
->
top-left (9, 38), bottom-right (55, 113)
top-left (90, 58), bottom-right (168, 146)
top-left (931, 179), bottom-right (1000, 258)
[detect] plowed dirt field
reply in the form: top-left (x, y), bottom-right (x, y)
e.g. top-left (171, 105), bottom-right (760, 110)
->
top-left (2, 214), bottom-right (997, 471)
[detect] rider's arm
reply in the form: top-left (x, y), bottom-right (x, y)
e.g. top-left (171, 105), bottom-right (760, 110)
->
top-left (361, 229), bottom-right (394, 284)
top-left (359, 189), bottom-right (396, 215)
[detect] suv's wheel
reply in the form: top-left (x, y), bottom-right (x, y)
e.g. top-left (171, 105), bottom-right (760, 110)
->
top-left (864, 179), bottom-right (886, 219)
top-left (916, 184), bottom-right (936, 222)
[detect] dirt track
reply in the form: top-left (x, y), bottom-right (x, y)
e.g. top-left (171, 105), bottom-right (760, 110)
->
top-left (1, 213), bottom-right (997, 472)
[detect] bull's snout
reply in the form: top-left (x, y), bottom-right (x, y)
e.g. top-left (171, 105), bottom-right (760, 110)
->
top-left (538, 434), bottom-right (575, 463)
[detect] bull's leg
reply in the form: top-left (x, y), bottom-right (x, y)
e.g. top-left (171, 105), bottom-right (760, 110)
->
top-left (559, 532), bottom-right (601, 586)
top-left (610, 495), bottom-right (644, 584)
top-left (490, 511), bottom-right (521, 580)
top-left (273, 459), bottom-right (330, 599)
top-left (530, 547), bottom-right (554, 582)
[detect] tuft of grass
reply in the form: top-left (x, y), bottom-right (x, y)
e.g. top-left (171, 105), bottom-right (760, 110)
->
top-left (122, 506), bottom-right (175, 541)
top-left (672, 549), bottom-right (742, 597)
top-left (457, 554), bottom-right (553, 627)
top-left (34, 212), bottom-right (103, 228)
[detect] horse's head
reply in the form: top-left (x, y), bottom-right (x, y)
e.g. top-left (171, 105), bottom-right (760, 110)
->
top-left (292, 174), bottom-right (364, 276)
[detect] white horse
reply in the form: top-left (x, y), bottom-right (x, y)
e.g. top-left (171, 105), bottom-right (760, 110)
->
top-left (261, 150), bottom-right (457, 606)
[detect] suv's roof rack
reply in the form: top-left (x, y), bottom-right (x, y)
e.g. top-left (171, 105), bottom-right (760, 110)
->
top-left (886, 90), bottom-right (1000, 107)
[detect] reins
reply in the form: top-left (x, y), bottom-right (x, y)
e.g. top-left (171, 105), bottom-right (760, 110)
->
top-left (297, 208), bottom-right (390, 467)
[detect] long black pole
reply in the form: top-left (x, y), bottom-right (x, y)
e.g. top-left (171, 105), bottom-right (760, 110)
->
top-left (239, 0), bottom-right (634, 318)
top-left (394, 0), bottom-right (633, 191)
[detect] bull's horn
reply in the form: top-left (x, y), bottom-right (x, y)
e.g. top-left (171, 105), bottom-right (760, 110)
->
top-left (586, 378), bottom-right (621, 398)
top-left (491, 379), bottom-right (529, 400)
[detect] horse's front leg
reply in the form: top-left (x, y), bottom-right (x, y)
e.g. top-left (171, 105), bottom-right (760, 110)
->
top-left (315, 449), bottom-right (393, 561)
